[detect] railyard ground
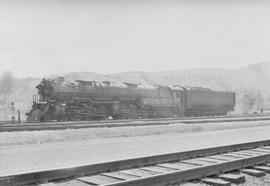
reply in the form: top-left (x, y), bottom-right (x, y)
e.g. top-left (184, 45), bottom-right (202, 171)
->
top-left (181, 173), bottom-right (270, 186)
top-left (1, 120), bottom-right (270, 176)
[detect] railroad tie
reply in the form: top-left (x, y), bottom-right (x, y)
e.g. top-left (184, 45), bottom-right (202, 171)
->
top-left (218, 174), bottom-right (245, 184)
top-left (241, 169), bottom-right (266, 177)
top-left (76, 174), bottom-right (122, 185)
top-left (140, 165), bottom-right (177, 173)
top-left (39, 183), bottom-right (57, 186)
top-left (201, 178), bottom-right (231, 186)
top-left (253, 165), bottom-right (270, 173)
top-left (120, 168), bottom-right (160, 177)
top-left (102, 171), bottom-right (139, 180)
top-left (181, 182), bottom-right (202, 186)
top-left (39, 179), bottom-right (92, 186)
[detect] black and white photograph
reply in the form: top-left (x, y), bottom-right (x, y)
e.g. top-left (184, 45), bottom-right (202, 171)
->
top-left (1, 0), bottom-right (270, 185)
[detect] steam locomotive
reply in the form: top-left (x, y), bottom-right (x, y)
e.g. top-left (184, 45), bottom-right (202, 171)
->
top-left (26, 77), bottom-right (235, 122)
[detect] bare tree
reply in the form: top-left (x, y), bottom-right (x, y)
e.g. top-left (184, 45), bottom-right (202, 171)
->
top-left (242, 93), bottom-right (256, 113)
top-left (0, 71), bottom-right (16, 119)
top-left (0, 71), bottom-right (15, 96)
top-left (255, 92), bottom-right (264, 111)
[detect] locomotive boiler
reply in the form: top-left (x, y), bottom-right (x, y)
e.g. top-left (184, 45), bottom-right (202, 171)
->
top-left (26, 77), bottom-right (235, 121)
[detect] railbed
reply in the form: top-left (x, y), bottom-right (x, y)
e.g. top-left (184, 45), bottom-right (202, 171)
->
top-left (2, 140), bottom-right (270, 186)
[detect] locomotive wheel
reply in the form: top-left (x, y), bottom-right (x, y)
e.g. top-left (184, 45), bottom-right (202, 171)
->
top-left (112, 114), bottom-right (121, 119)
top-left (96, 105), bottom-right (107, 113)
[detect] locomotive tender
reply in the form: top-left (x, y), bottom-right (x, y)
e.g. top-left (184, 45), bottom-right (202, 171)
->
top-left (26, 77), bottom-right (235, 121)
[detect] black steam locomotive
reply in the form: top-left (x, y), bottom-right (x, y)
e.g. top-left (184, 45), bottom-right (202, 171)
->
top-left (26, 77), bottom-right (235, 122)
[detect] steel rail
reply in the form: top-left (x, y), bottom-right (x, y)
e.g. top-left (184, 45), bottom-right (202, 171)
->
top-left (1, 139), bottom-right (270, 186)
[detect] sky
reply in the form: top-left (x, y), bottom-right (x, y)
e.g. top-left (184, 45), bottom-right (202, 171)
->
top-left (0, 0), bottom-right (270, 77)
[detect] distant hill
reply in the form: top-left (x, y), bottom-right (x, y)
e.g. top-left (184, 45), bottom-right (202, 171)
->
top-left (1, 62), bottom-right (270, 120)
top-left (62, 63), bottom-right (270, 92)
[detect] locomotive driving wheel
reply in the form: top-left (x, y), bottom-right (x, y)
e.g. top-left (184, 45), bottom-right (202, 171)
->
top-left (96, 105), bottom-right (109, 119)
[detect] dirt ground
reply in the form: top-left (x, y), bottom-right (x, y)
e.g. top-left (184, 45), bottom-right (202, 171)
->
top-left (1, 120), bottom-right (270, 146)
top-left (1, 120), bottom-right (270, 176)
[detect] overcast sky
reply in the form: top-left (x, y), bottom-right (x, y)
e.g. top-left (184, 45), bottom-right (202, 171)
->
top-left (0, 0), bottom-right (270, 77)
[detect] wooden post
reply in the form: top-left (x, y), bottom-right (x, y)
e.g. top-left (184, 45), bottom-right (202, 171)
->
top-left (18, 109), bottom-right (21, 124)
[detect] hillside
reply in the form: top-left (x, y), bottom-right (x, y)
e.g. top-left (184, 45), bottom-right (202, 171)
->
top-left (1, 63), bottom-right (269, 120)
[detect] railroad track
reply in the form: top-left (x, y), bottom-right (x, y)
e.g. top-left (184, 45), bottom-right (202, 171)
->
top-left (1, 114), bottom-right (270, 132)
top-left (1, 113), bottom-right (267, 125)
top-left (2, 140), bottom-right (270, 186)
top-left (0, 114), bottom-right (264, 125)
